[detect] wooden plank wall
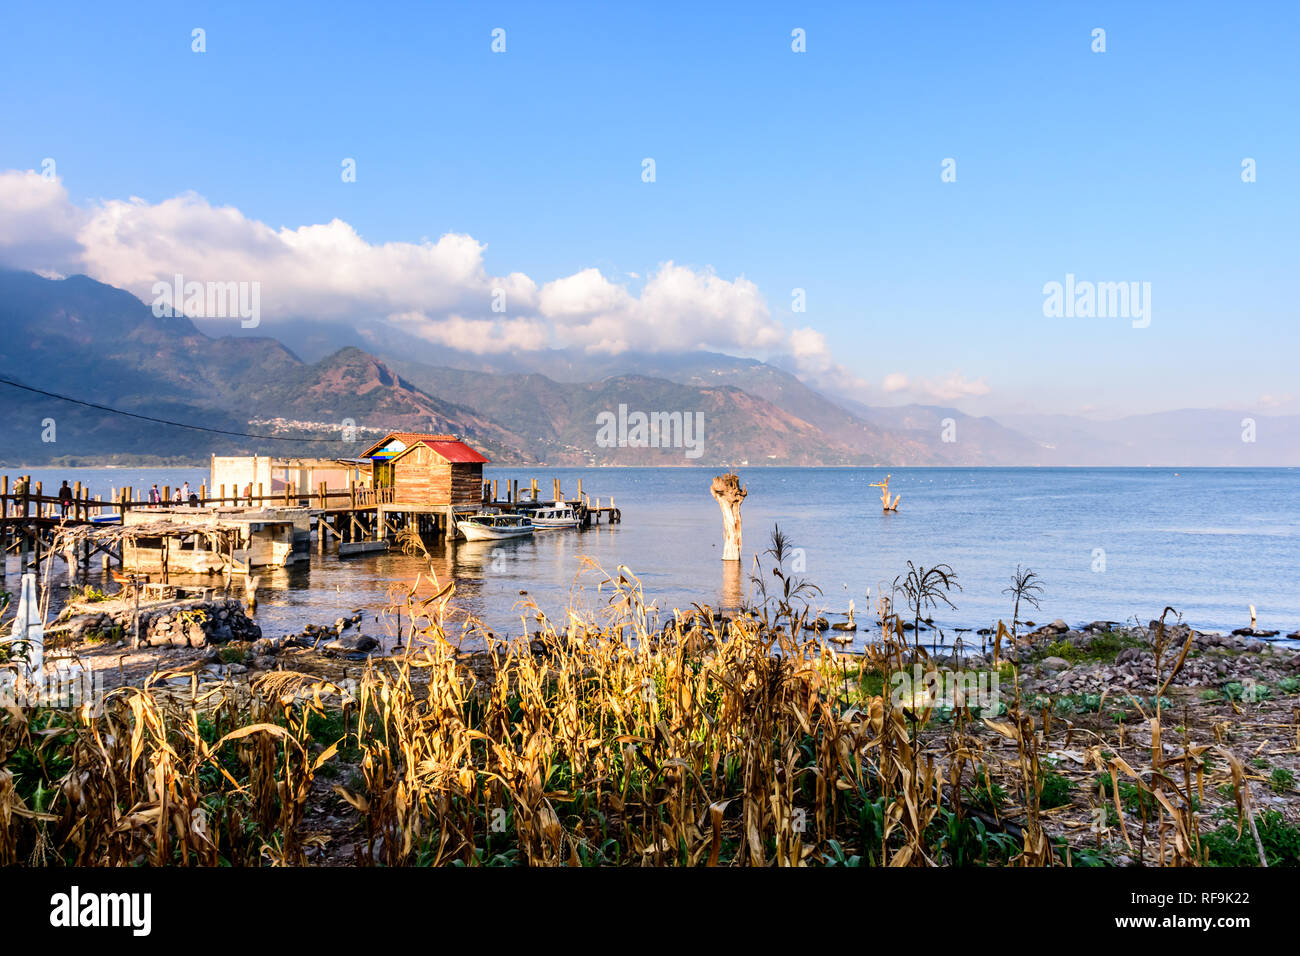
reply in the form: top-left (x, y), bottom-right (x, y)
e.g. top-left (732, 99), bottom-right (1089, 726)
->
top-left (390, 446), bottom-right (483, 506)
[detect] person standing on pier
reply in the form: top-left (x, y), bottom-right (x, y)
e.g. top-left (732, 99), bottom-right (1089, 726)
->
top-left (10, 475), bottom-right (26, 517)
top-left (182, 481), bottom-right (191, 501)
top-left (57, 480), bottom-right (73, 518)
top-left (149, 483), bottom-right (160, 507)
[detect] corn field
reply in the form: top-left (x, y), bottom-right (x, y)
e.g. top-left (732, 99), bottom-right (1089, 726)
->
top-left (0, 550), bottom-right (1285, 867)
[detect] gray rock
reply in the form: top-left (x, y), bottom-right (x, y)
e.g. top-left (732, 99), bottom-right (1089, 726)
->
top-left (208, 623), bottom-right (234, 644)
top-left (1040, 656), bottom-right (1071, 671)
top-left (324, 633), bottom-right (379, 654)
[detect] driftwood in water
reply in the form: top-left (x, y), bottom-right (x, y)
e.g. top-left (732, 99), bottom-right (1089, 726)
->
top-left (870, 474), bottom-right (900, 512)
top-left (710, 473), bottom-right (747, 561)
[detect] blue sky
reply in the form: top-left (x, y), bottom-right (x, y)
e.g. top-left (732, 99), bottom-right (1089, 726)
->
top-left (1, 1), bottom-right (1297, 416)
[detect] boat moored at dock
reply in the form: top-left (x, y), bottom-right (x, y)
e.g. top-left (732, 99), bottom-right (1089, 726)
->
top-left (528, 502), bottom-right (580, 529)
top-left (456, 512), bottom-right (535, 541)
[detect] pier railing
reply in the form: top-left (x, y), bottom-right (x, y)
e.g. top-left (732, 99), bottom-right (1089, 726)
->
top-left (0, 474), bottom-right (617, 525)
top-left (0, 475), bottom-right (401, 520)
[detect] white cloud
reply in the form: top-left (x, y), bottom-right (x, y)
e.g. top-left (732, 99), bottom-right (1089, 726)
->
top-left (387, 311), bottom-right (550, 355)
top-left (789, 326), bottom-right (829, 360)
top-left (539, 262), bottom-right (784, 354)
top-left (73, 189), bottom-right (540, 322)
top-left (0, 170), bottom-right (87, 272)
top-left (0, 168), bottom-right (997, 410)
top-left (0, 169), bottom-right (783, 358)
top-left (918, 372), bottom-right (991, 402)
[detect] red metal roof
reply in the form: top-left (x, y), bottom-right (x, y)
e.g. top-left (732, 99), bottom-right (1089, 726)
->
top-left (360, 432), bottom-right (489, 464)
top-left (423, 439), bottom-right (490, 464)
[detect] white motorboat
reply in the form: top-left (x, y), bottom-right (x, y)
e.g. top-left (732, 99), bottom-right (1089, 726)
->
top-left (529, 502), bottom-right (580, 529)
top-left (456, 512), bottom-right (535, 541)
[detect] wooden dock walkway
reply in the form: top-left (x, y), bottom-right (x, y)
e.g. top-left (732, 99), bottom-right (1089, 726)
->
top-left (0, 473), bottom-right (620, 580)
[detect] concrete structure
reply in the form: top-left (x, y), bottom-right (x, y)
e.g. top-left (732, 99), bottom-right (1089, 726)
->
top-left (120, 507), bottom-right (309, 575)
top-left (209, 455), bottom-right (369, 500)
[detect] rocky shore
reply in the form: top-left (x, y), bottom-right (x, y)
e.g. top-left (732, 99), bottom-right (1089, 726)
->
top-left (907, 617), bottom-right (1300, 701)
top-left (56, 597), bottom-right (262, 648)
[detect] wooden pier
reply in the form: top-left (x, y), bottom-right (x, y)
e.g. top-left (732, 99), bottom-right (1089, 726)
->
top-left (0, 472), bottom-right (621, 581)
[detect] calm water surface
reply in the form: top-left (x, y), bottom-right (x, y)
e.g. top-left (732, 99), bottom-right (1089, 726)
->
top-left (11, 466), bottom-right (1299, 647)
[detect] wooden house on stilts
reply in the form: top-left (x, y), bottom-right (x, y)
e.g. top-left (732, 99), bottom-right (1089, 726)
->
top-left (359, 432), bottom-right (490, 539)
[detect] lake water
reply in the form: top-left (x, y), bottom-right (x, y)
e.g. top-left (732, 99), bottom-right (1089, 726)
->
top-left (8, 466), bottom-right (1299, 648)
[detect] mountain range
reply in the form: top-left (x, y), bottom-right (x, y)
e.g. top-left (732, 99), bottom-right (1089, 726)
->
top-left (1, 269), bottom-right (1296, 467)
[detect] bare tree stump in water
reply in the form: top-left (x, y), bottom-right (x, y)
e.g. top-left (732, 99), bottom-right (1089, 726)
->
top-left (870, 474), bottom-right (900, 512)
top-left (721, 559), bottom-right (743, 611)
top-left (710, 473), bottom-right (747, 561)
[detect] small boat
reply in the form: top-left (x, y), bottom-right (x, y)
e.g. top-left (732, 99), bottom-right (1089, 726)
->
top-left (529, 502), bottom-right (580, 530)
top-left (339, 540), bottom-right (389, 557)
top-left (457, 513), bottom-right (535, 541)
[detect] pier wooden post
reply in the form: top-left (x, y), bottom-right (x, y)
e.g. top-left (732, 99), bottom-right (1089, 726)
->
top-left (0, 475), bottom-right (7, 582)
top-left (18, 478), bottom-right (29, 571)
top-left (31, 482), bottom-right (42, 575)
top-left (710, 473), bottom-right (747, 562)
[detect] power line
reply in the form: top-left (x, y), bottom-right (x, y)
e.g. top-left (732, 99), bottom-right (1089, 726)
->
top-left (0, 376), bottom-right (345, 443)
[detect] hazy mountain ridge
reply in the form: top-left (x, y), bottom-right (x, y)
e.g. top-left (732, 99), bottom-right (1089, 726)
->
top-left (6, 270), bottom-right (1299, 467)
top-left (385, 362), bottom-right (911, 466)
top-left (0, 271), bottom-right (534, 464)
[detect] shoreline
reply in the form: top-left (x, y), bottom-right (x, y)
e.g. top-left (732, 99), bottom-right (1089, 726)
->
top-left (8, 601), bottom-right (1298, 868)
